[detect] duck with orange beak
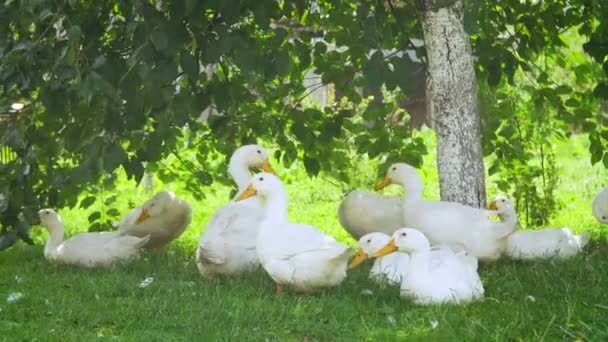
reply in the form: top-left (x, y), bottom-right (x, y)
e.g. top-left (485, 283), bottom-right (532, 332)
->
top-left (372, 227), bottom-right (484, 305)
top-left (118, 190), bottom-right (192, 248)
top-left (491, 196), bottom-right (590, 260)
top-left (348, 232), bottom-right (409, 286)
top-left (196, 145), bottom-right (279, 279)
top-left (236, 172), bottom-right (353, 295)
top-left (375, 163), bottom-right (514, 261)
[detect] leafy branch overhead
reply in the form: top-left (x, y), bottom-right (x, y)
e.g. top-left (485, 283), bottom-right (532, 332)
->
top-left (1, 0), bottom-right (607, 242)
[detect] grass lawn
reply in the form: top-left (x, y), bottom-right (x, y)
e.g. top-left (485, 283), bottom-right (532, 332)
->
top-left (1, 134), bottom-right (608, 341)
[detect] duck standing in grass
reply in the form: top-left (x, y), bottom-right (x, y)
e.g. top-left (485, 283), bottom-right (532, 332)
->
top-left (373, 228), bottom-right (484, 305)
top-left (118, 190), bottom-right (192, 248)
top-left (490, 196), bottom-right (590, 260)
top-left (236, 172), bottom-right (354, 294)
top-left (376, 163), bottom-right (515, 261)
top-left (349, 232), bottom-right (409, 286)
top-left (33, 209), bottom-right (149, 267)
top-left (196, 144), bottom-right (275, 279)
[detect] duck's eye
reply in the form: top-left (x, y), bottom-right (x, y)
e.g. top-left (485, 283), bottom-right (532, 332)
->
top-left (366, 239), bottom-right (371, 243)
top-left (258, 176), bottom-right (264, 181)
top-left (256, 149), bottom-right (262, 154)
top-left (501, 198), bottom-right (506, 202)
top-left (401, 232), bottom-right (407, 237)
top-left (392, 167), bottom-right (397, 171)
top-left (603, 216), bottom-right (606, 220)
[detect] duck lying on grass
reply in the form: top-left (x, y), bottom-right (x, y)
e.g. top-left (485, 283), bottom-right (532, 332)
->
top-left (371, 228), bottom-right (484, 305)
top-left (118, 190), bottom-right (192, 249)
top-left (33, 209), bottom-right (149, 267)
top-left (490, 196), bottom-right (590, 260)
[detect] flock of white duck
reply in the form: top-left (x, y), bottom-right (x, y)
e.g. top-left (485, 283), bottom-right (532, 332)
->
top-left (32, 144), bottom-right (606, 304)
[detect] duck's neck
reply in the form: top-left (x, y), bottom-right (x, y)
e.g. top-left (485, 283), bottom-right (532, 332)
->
top-left (260, 189), bottom-right (289, 228)
top-left (44, 221), bottom-right (64, 257)
top-left (496, 208), bottom-right (518, 237)
top-left (396, 173), bottom-right (424, 201)
top-left (408, 247), bottom-right (432, 270)
top-left (228, 152), bottom-right (251, 191)
top-left (498, 209), bottom-right (517, 225)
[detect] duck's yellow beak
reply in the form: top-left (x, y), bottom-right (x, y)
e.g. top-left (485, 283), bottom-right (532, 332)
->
top-left (372, 239), bottom-right (397, 257)
top-left (261, 160), bottom-right (275, 175)
top-left (488, 201), bottom-right (497, 210)
top-left (236, 184), bottom-right (257, 202)
top-left (348, 248), bottom-right (367, 269)
top-left (136, 208), bottom-right (150, 223)
top-left (375, 176), bottom-right (392, 191)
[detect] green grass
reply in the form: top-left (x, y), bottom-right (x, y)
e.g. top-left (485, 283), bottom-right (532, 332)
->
top-left (2, 133), bottom-right (608, 341)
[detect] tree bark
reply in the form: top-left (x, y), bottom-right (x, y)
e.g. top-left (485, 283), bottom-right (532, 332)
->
top-left (417, 0), bottom-right (486, 207)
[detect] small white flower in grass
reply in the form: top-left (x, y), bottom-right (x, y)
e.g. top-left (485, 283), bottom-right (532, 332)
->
top-left (14, 275), bottom-right (23, 284)
top-left (360, 288), bottom-right (374, 296)
top-left (387, 315), bottom-right (397, 326)
top-left (95, 294), bottom-right (100, 300)
top-left (7, 292), bottom-right (23, 303)
top-left (138, 277), bottom-right (154, 288)
top-left (431, 320), bottom-right (439, 330)
top-left (525, 295), bottom-right (536, 303)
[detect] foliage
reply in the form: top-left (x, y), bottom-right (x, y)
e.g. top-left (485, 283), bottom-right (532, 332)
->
top-left (2, 0), bottom-right (608, 243)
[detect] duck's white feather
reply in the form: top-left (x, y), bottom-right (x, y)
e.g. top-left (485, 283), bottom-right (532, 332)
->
top-left (38, 209), bottom-right (148, 268)
top-left (196, 144), bottom-right (273, 278)
top-left (339, 190), bottom-right (404, 239)
top-left (248, 173), bottom-right (353, 293)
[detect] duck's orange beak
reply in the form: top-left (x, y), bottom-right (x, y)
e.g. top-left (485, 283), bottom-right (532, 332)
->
top-left (488, 201), bottom-right (497, 210)
top-left (236, 184), bottom-right (257, 202)
top-left (375, 176), bottom-right (392, 191)
top-left (348, 248), bottom-right (367, 269)
top-left (372, 239), bottom-right (397, 257)
top-left (261, 160), bottom-right (275, 175)
top-left (136, 208), bottom-right (150, 223)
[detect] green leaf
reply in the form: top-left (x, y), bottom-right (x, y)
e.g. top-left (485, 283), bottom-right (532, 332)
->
top-left (106, 208), bottom-right (120, 217)
top-left (150, 28), bottom-right (168, 51)
top-left (273, 51), bottom-right (292, 77)
top-left (303, 155), bottom-right (320, 176)
top-left (593, 83), bottom-right (608, 99)
top-left (564, 98), bottom-right (579, 107)
top-left (180, 52), bottom-right (199, 81)
top-left (104, 143), bottom-right (128, 172)
top-left (80, 196), bottom-right (97, 209)
top-left (88, 211), bottom-right (102, 223)
top-left (104, 195), bottom-right (117, 206)
top-left (362, 51), bottom-right (387, 89)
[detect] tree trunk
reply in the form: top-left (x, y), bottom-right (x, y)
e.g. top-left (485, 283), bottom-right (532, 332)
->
top-left (417, 0), bottom-right (486, 208)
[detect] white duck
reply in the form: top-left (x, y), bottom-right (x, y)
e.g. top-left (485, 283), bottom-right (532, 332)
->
top-left (592, 187), bottom-right (608, 224)
top-left (236, 172), bottom-right (354, 294)
top-left (196, 144), bottom-right (275, 279)
top-left (349, 232), bottom-right (409, 286)
top-left (377, 163), bottom-right (514, 261)
top-left (118, 190), bottom-right (192, 248)
top-left (33, 209), bottom-right (149, 267)
top-left (491, 196), bottom-right (590, 260)
top-left (373, 228), bottom-right (484, 305)
top-left (338, 190), bottom-right (405, 239)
